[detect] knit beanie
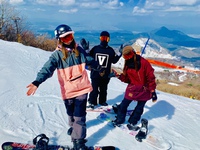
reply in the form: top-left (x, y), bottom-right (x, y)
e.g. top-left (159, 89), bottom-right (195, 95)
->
top-left (122, 46), bottom-right (135, 60)
top-left (100, 31), bottom-right (110, 37)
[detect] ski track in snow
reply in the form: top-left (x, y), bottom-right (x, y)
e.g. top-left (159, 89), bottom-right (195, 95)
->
top-left (36, 104), bottom-right (46, 127)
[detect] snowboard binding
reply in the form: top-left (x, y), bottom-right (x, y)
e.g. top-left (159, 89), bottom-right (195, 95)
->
top-left (135, 118), bottom-right (148, 142)
top-left (33, 134), bottom-right (49, 150)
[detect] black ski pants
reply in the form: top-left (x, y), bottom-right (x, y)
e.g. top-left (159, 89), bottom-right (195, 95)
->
top-left (88, 78), bottom-right (110, 105)
top-left (117, 98), bottom-right (147, 125)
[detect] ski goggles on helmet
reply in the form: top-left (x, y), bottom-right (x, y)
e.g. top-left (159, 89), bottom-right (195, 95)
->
top-left (123, 50), bottom-right (135, 60)
top-left (60, 33), bottom-right (74, 44)
top-left (100, 36), bottom-right (110, 42)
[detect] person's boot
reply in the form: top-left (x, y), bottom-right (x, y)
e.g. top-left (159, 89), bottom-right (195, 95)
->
top-left (112, 104), bottom-right (119, 114)
top-left (127, 123), bottom-right (140, 131)
top-left (73, 139), bottom-right (88, 150)
top-left (67, 127), bottom-right (73, 135)
top-left (112, 104), bottom-right (126, 127)
top-left (112, 115), bottom-right (125, 127)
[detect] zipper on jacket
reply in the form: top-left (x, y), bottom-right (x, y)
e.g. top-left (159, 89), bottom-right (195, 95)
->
top-left (70, 75), bottom-right (82, 81)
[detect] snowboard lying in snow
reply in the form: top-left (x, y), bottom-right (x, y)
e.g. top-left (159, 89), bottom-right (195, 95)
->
top-left (1, 142), bottom-right (116, 150)
top-left (1, 133), bottom-right (116, 150)
top-left (97, 113), bottom-right (172, 150)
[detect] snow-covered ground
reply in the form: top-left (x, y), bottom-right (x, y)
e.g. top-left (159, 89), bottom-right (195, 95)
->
top-left (1, 39), bottom-right (200, 150)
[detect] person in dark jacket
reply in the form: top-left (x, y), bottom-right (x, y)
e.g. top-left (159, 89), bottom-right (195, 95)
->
top-left (112, 45), bottom-right (157, 130)
top-left (81, 31), bottom-right (121, 109)
top-left (26, 24), bottom-right (102, 150)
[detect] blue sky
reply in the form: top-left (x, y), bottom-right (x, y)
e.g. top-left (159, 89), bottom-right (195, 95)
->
top-left (10, 0), bottom-right (200, 35)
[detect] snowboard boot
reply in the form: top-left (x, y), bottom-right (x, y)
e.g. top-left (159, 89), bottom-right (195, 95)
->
top-left (33, 134), bottom-right (49, 150)
top-left (87, 102), bottom-right (96, 110)
top-left (67, 127), bottom-right (73, 135)
top-left (112, 104), bottom-right (126, 127)
top-left (99, 102), bottom-right (108, 106)
top-left (127, 123), bottom-right (140, 131)
top-left (112, 104), bottom-right (119, 114)
top-left (112, 116), bottom-right (125, 127)
top-left (73, 139), bottom-right (88, 150)
top-left (135, 118), bottom-right (148, 142)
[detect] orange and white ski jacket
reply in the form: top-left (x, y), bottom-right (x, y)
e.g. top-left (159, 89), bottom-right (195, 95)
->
top-left (33, 46), bottom-right (99, 100)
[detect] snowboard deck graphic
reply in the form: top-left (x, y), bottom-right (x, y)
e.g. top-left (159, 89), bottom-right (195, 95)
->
top-left (87, 105), bottom-right (133, 116)
top-left (97, 113), bottom-right (172, 150)
top-left (1, 142), bottom-right (116, 150)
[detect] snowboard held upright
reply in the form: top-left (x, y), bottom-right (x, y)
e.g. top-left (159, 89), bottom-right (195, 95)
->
top-left (1, 134), bottom-right (116, 150)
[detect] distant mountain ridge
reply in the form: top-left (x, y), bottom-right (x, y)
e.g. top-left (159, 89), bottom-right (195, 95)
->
top-left (150, 26), bottom-right (200, 48)
top-left (127, 26), bottom-right (200, 68)
top-left (39, 26), bottom-right (200, 68)
top-left (133, 26), bottom-right (200, 49)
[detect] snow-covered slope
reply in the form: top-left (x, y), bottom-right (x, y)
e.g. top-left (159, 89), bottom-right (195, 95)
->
top-left (135, 38), bottom-right (177, 59)
top-left (0, 40), bottom-right (200, 150)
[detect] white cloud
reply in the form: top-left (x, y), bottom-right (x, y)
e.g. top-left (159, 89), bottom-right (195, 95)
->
top-left (59, 8), bottom-right (78, 13)
top-left (98, 0), bottom-right (123, 9)
top-left (80, 2), bottom-right (99, 8)
top-left (132, 6), bottom-right (153, 15)
top-left (119, 2), bottom-right (124, 7)
top-left (145, 1), bottom-right (165, 8)
top-left (58, 0), bottom-right (75, 6)
top-left (35, 0), bottom-right (75, 6)
top-left (165, 6), bottom-right (184, 11)
top-left (169, 0), bottom-right (197, 6)
top-left (35, 8), bottom-right (46, 12)
top-left (138, 0), bottom-right (199, 14)
top-left (107, 0), bottom-right (123, 9)
top-left (197, 5), bottom-right (200, 12)
top-left (80, 1), bottom-right (121, 9)
top-left (9, 0), bottom-right (23, 4)
top-left (107, 0), bottom-right (118, 6)
top-left (6, 0), bottom-right (200, 33)
top-left (36, 0), bottom-right (56, 4)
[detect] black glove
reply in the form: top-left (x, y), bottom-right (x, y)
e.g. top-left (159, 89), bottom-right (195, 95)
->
top-left (151, 91), bottom-right (157, 102)
top-left (80, 38), bottom-right (89, 50)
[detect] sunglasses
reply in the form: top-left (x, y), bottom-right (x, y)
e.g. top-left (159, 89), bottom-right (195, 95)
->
top-left (100, 36), bottom-right (110, 42)
top-left (60, 34), bottom-right (74, 44)
top-left (123, 50), bottom-right (135, 60)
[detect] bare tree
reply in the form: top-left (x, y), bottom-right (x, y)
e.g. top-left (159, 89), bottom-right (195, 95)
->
top-left (0, 0), bottom-right (14, 39)
top-left (0, 0), bottom-right (26, 42)
top-left (0, 0), bottom-right (55, 51)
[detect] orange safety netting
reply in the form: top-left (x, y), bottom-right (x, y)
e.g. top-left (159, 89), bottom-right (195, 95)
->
top-left (146, 59), bottom-right (200, 74)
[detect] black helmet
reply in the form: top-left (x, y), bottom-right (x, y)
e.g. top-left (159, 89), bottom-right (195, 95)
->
top-left (54, 24), bottom-right (74, 39)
